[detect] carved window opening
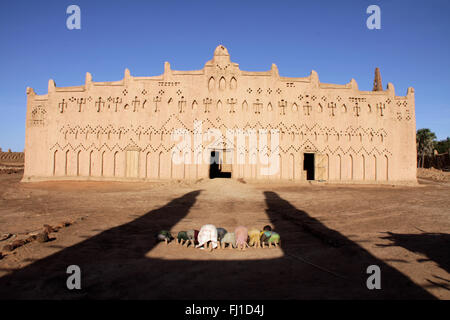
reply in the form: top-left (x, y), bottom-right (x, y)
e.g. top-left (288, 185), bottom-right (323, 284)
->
top-left (208, 77), bottom-right (215, 91)
top-left (219, 77), bottom-right (226, 91)
top-left (230, 77), bottom-right (237, 90)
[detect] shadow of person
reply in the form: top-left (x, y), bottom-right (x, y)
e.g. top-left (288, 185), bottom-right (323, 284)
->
top-left (0, 190), bottom-right (435, 299)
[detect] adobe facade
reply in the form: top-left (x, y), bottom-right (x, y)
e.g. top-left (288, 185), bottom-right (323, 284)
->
top-left (23, 45), bottom-right (417, 183)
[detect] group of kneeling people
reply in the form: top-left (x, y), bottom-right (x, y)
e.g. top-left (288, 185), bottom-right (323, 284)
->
top-left (157, 224), bottom-right (281, 250)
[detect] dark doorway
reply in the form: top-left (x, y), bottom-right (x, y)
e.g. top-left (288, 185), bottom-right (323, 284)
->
top-left (209, 151), bottom-right (231, 179)
top-left (304, 153), bottom-right (315, 180)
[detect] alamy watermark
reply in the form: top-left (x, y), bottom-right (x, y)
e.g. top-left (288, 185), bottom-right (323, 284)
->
top-left (366, 265), bottom-right (381, 289)
top-left (366, 5), bottom-right (381, 30)
top-left (66, 5), bottom-right (81, 30)
top-left (66, 265), bottom-right (81, 290)
top-left (66, 5), bottom-right (380, 31)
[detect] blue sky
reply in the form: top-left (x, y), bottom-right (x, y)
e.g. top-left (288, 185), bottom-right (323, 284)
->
top-left (0, 0), bottom-right (449, 151)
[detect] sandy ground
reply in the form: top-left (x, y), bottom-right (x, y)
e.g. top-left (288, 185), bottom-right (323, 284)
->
top-left (0, 173), bottom-right (449, 299)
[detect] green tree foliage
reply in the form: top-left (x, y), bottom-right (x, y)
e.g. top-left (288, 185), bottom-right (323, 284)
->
top-left (416, 129), bottom-right (437, 168)
top-left (434, 137), bottom-right (450, 154)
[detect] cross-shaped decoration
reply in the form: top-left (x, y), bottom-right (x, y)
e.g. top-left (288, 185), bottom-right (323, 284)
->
top-left (76, 98), bottom-right (85, 112)
top-left (278, 100), bottom-right (287, 115)
top-left (253, 99), bottom-right (263, 114)
top-left (58, 99), bottom-right (67, 113)
top-left (328, 102), bottom-right (337, 116)
top-left (112, 97), bottom-right (122, 112)
top-left (178, 96), bottom-right (186, 113)
top-left (303, 101), bottom-right (312, 115)
top-left (227, 98), bottom-right (237, 113)
top-left (203, 97), bottom-right (212, 113)
top-left (95, 97), bottom-right (105, 112)
top-left (353, 102), bottom-right (361, 117)
top-left (377, 103), bottom-right (385, 116)
top-left (132, 96), bottom-right (140, 112)
top-left (107, 96), bottom-right (113, 109)
top-left (153, 96), bottom-right (161, 113)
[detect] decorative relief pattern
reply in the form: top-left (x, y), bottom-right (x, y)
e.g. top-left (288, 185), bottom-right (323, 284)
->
top-left (253, 99), bottom-right (262, 114)
top-left (30, 105), bottom-right (47, 127)
top-left (203, 98), bottom-right (212, 113)
top-left (50, 139), bottom-right (391, 157)
top-left (58, 99), bottom-right (67, 113)
top-left (303, 101), bottom-right (312, 115)
top-left (158, 81), bottom-right (180, 87)
top-left (54, 93), bottom-right (398, 121)
top-left (278, 100), bottom-right (287, 115)
top-left (376, 103), bottom-right (386, 116)
top-left (58, 116), bottom-right (388, 144)
top-left (227, 98), bottom-right (237, 113)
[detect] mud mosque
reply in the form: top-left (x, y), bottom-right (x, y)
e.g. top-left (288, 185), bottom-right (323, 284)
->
top-left (23, 45), bottom-right (417, 183)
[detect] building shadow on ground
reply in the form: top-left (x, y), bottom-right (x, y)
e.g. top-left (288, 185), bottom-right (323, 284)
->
top-left (378, 232), bottom-right (450, 274)
top-left (0, 190), bottom-right (435, 299)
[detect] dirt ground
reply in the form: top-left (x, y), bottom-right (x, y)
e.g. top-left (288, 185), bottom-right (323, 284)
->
top-left (417, 167), bottom-right (450, 182)
top-left (0, 163), bottom-right (23, 175)
top-left (0, 173), bottom-right (448, 299)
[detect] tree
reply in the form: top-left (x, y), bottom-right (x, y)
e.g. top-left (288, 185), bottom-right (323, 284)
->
top-left (434, 137), bottom-right (450, 154)
top-left (416, 129), bottom-right (437, 168)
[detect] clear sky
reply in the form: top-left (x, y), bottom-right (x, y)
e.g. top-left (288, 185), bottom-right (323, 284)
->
top-left (0, 0), bottom-right (449, 151)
